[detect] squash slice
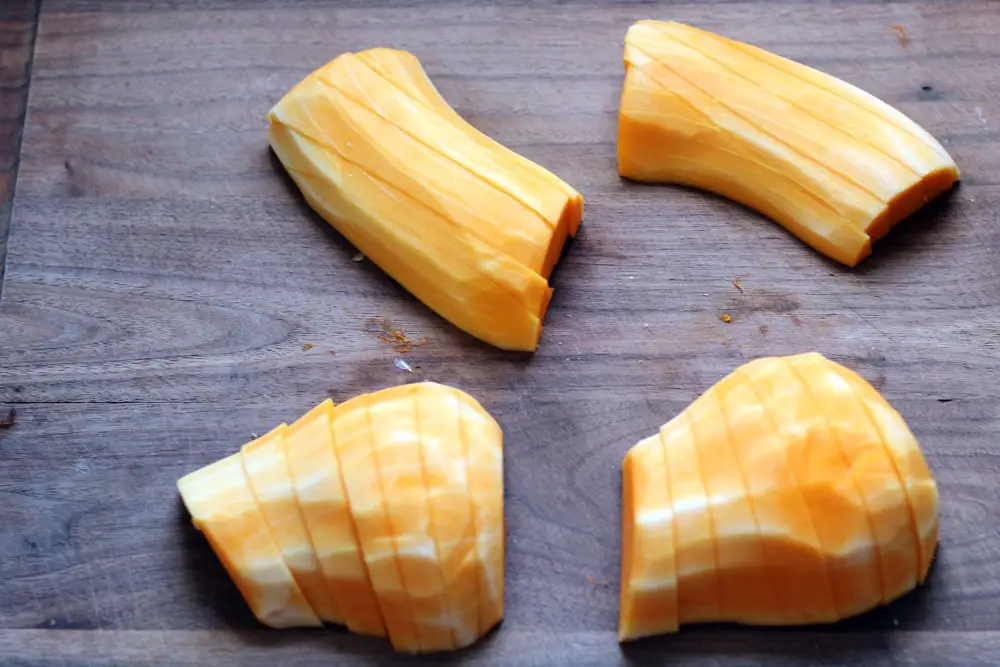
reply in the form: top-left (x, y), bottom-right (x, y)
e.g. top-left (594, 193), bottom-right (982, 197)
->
top-left (178, 382), bottom-right (504, 654)
top-left (618, 21), bottom-right (959, 266)
top-left (177, 454), bottom-right (321, 628)
top-left (270, 51), bottom-right (582, 350)
top-left (619, 353), bottom-right (939, 640)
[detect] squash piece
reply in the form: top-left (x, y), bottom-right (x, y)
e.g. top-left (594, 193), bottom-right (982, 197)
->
top-left (283, 400), bottom-right (386, 637)
top-left (241, 426), bottom-right (343, 624)
top-left (746, 359), bottom-right (884, 619)
top-left (269, 50), bottom-right (581, 350)
top-left (686, 375), bottom-right (780, 624)
top-left (619, 353), bottom-right (939, 640)
top-left (177, 454), bottom-right (321, 628)
top-left (414, 384), bottom-right (481, 649)
top-left (275, 70), bottom-right (555, 277)
top-left (269, 123), bottom-right (548, 351)
top-left (789, 354), bottom-right (918, 603)
top-left (357, 47), bottom-right (584, 236)
top-left (618, 435), bottom-right (678, 640)
top-left (454, 389), bottom-right (505, 637)
top-left (367, 385), bottom-right (455, 653)
top-left (180, 383), bottom-right (504, 653)
top-left (661, 412), bottom-right (721, 624)
top-left (333, 394), bottom-right (423, 653)
top-left (830, 364), bottom-right (939, 583)
top-left (618, 21), bottom-right (959, 266)
top-left (723, 371), bottom-right (837, 625)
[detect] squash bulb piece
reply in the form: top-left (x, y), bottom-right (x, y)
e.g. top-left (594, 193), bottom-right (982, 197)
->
top-left (618, 21), bottom-right (959, 266)
top-left (178, 382), bottom-right (504, 654)
top-left (269, 49), bottom-right (582, 351)
top-left (619, 353), bottom-right (939, 641)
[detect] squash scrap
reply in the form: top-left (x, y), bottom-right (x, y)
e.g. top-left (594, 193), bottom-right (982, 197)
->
top-left (269, 49), bottom-right (583, 351)
top-left (178, 382), bottom-right (504, 654)
top-left (618, 21), bottom-right (959, 266)
top-left (619, 352), bottom-right (939, 641)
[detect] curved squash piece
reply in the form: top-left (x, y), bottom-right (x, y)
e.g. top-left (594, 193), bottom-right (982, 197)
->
top-left (269, 50), bottom-right (582, 350)
top-left (618, 21), bottom-right (959, 266)
top-left (619, 353), bottom-right (939, 641)
top-left (177, 383), bottom-right (504, 655)
top-left (177, 454), bottom-right (321, 628)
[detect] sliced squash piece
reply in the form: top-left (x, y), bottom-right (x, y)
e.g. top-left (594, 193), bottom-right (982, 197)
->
top-left (743, 358), bottom-right (883, 619)
top-left (661, 412), bottom-right (722, 624)
top-left (273, 71), bottom-right (555, 277)
top-left (686, 375), bottom-right (780, 624)
top-left (830, 364), bottom-right (940, 583)
top-left (414, 384), bottom-right (482, 649)
top-left (789, 353), bottom-right (918, 603)
top-left (722, 370), bottom-right (838, 625)
top-left (269, 122), bottom-right (548, 351)
top-left (357, 47), bottom-right (584, 234)
top-left (618, 434), bottom-right (678, 641)
top-left (240, 426), bottom-right (343, 624)
top-left (619, 353), bottom-right (939, 640)
top-left (179, 383), bottom-right (504, 653)
top-left (455, 390), bottom-right (505, 636)
top-left (269, 50), bottom-right (581, 351)
top-left (367, 385), bottom-right (455, 653)
top-left (618, 21), bottom-right (959, 266)
top-left (333, 394), bottom-right (422, 653)
top-left (283, 400), bottom-right (386, 637)
top-left (177, 454), bottom-right (321, 628)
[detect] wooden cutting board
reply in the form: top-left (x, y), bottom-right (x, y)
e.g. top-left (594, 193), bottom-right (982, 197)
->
top-left (1, 1), bottom-right (998, 665)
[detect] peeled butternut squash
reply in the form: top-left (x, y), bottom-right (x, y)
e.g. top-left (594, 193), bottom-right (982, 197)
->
top-left (269, 49), bottom-right (583, 351)
top-left (619, 353), bottom-right (939, 641)
top-left (178, 382), bottom-right (505, 654)
top-left (618, 21), bottom-right (959, 266)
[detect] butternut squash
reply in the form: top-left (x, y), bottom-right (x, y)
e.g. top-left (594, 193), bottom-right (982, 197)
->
top-left (618, 21), bottom-right (959, 266)
top-left (178, 382), bottom-right (504, 654)
top-left (619, 353), bottom-right (939, 641)
top-left (269, 49), bottom-right (582, 351)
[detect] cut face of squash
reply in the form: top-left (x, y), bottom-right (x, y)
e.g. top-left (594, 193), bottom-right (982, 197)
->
top-left (283, 400), bottom-right (386, 637)
top-left (241, 425), bottom-right (344, 624)
top-left (619, 353), bottom-right (939, 641)
top-left (269, 49), bottom-right (582, 351)
top-left (177, 454), bottom-right (321, 629)
top-left (177, 382), bottom-right (505, 654)
top-left (618, 21), bottom-right (959, 266)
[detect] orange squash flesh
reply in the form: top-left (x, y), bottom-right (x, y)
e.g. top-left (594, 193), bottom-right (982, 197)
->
top-left (269, 50), bottom-right (582, 351)
top-left (240, 425), bottom-right (344, 624)
top-left (661, 413), bottom-right (722, 624)
top-left (176, 454), bottom-right (321, 629)
top-left (283, 400), bottom-right (386, 637)
top-left (688, 376), bottom-right (781, 624)
top-left (333, 395), bottom-right (421, 652)
top-left (177, 383), bottom-right (505, 654)
top-left (745, 359), bottom-right (884, 620)
top-left (618, 21), bottom-right (960, 266)
top-left (619, 435), bottom-right (679, 640)
top-left (357, 48), bottom-right (584, 236)
top-left (619, 353), bottom-right (939, 641)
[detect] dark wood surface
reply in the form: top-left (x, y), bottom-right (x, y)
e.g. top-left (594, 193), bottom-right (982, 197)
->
top-left (0, 0), bottom-right (38, 293)
top-left (1, 1), bottom-right (998, 665)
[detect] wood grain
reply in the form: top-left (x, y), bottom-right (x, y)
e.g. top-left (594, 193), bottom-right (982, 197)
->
top-left (0, 0), bottom-right (38, 294)
top-left (1, 1), bottom-right (999, 665)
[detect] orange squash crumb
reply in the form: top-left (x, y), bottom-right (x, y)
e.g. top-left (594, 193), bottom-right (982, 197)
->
top-left (891, 24), bottom-right (908, 46)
